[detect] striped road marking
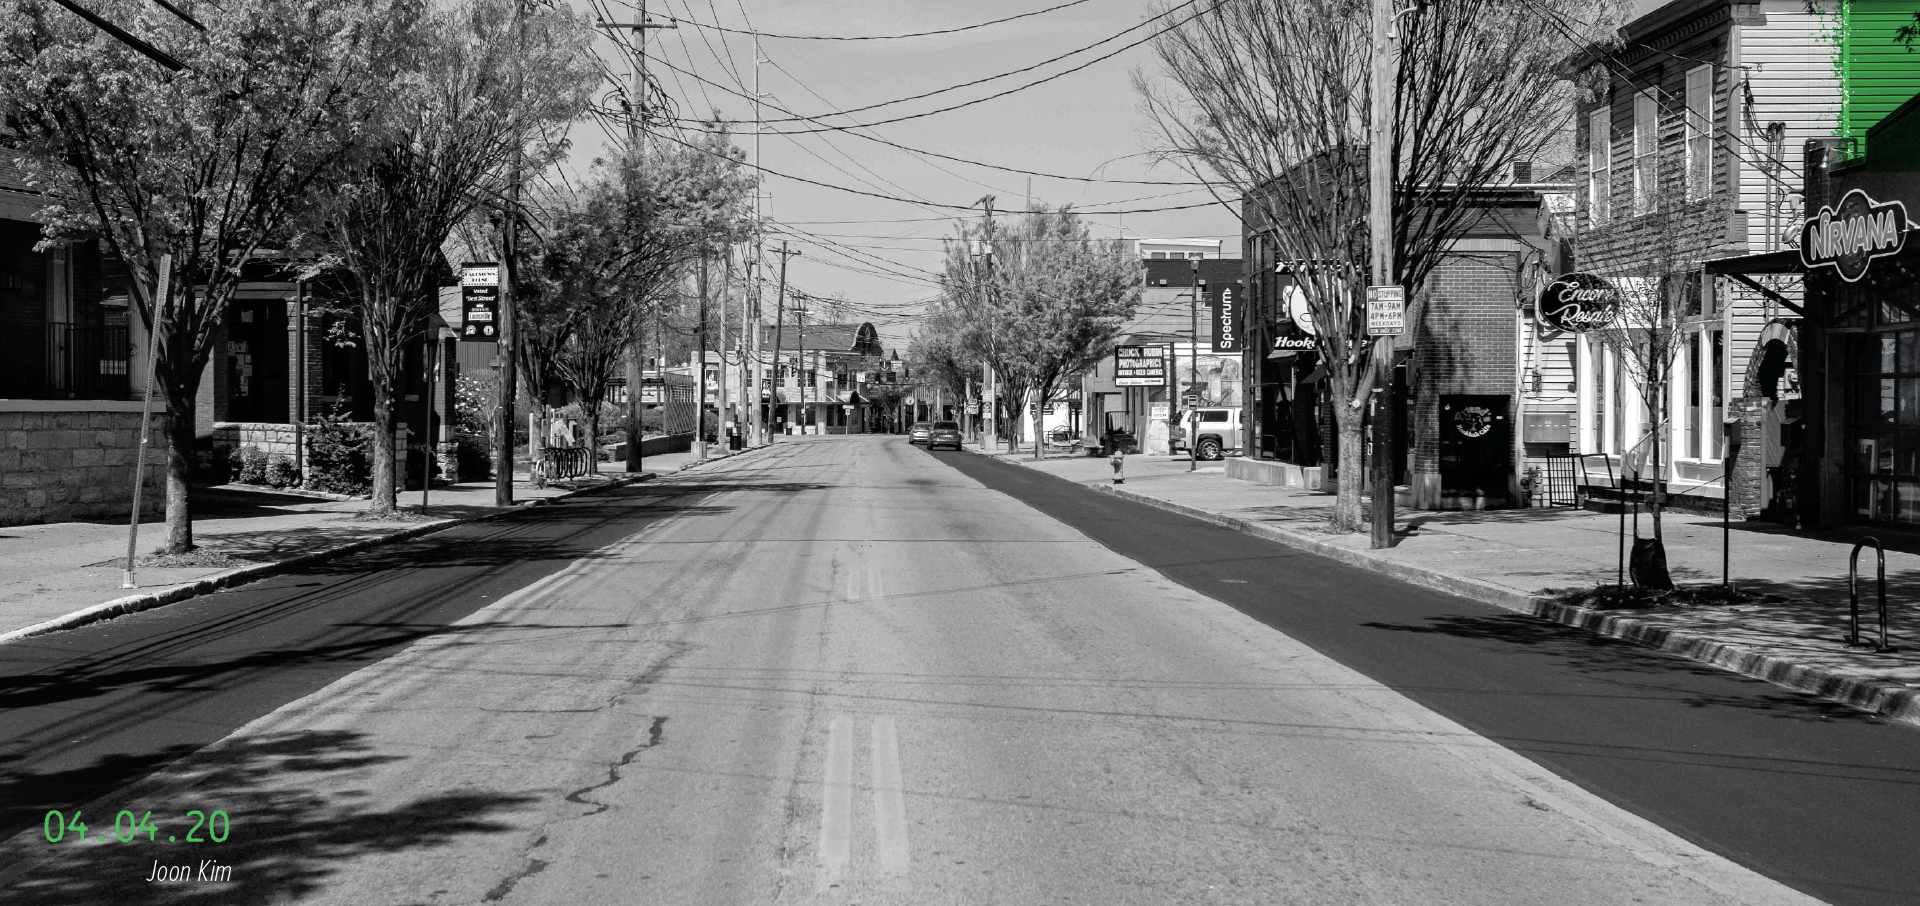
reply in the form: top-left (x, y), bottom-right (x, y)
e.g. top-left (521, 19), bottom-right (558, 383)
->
top-left (818, 714), bottom-right (855, 888)
top-left (816, 714), bottom-right (912, 888)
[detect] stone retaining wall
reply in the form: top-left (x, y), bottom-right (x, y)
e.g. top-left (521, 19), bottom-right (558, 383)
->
top-left (1, 401), bottom-right (168, 526)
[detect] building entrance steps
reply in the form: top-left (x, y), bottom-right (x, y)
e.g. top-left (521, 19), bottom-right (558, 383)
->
top-left (961, 445), bottom-right (1920, 727)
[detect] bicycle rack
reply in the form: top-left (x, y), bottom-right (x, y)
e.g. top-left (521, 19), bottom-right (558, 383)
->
top-left (1846, 537), bottom-right (1897, 653)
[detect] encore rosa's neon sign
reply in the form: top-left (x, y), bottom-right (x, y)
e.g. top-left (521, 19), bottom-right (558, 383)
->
top-left (1800, 188), bottom-right (1909, 283)
top-left (1538, 273), bottom-right (1622, 332)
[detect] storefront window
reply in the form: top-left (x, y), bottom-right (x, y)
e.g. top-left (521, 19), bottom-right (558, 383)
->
top-left (1849, 329), bottom-right (1920, 524)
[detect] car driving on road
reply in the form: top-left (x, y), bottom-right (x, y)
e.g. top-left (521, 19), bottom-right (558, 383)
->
top-left (926, 421), bottom-right (963, 451)
top-left (908, 422), bottom-right (932, 445)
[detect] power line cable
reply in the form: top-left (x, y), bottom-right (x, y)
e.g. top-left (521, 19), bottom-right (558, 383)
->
top-left (665, 0), bottom-right (1100, 42)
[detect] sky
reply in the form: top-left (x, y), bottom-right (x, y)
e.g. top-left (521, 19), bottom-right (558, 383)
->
top-left (561, 0), bottom-right (1243, 351)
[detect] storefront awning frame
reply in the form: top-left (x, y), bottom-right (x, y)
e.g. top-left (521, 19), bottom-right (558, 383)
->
top-left (1704, 249), bottom-right (1806, 316)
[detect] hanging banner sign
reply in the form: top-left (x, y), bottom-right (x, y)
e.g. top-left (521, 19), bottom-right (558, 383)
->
top-left (1210, 286), bottom-right (1241, 353)
top-left (1114, 344), bottom-right (1169, 387)
top-left (460, 262), bottom-right (500, 341)
top-left (1538, 273), bottom-right (1622, 332)
top-left (1800, 188), bottom-right (1909, 283)
top-left (1366, 285), bottom-right (1405, 336)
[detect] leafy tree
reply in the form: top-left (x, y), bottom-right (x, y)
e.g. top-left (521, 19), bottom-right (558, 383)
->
top-left (469, 127), bottom-right (753, 470)
top-left (321, 0), bottom-right (595, 514)
top-left (923, 207), bottom-right (1138, 456)
top-left (1137, 0), bottom-right (1620, 533)
top-left (0, 0), bottom-right (401, 551)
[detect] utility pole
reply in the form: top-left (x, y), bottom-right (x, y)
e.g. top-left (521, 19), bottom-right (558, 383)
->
top-left (1188, 257), bottom-right (1201, 472)
top-left (603, 1), bottom-right (674, 475)
top-left (796, 296), bottom-right (807, 434)
top-left (976, 195), bottom-right (998, 452)
top-left (695, 254), bottom-right (709, 460)
top-left (751, 46), bottom-right (769, 446)
top-left (1367, 0), bottom-right (1408, 549)
top-left (496, 0), bottom-right (529, 507)
top-left (718, 249), bottom-right (732, 449)
top-left (770, 242), bottom-right (799, 439)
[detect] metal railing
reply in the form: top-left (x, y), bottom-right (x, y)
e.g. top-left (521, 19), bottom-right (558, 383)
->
top-left (1846, 537), bottom-right (1897, 653)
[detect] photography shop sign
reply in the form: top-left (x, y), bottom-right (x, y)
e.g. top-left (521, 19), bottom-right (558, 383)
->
top-left (1538, 273), bottom-right (1622, 332)
top-left (1800, 188), bottom-right (1909, 283)
top-left (1114, 344), bottom-right (1168, 386)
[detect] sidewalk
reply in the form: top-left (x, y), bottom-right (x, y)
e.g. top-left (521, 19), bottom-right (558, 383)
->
top-left (967, 442), bottom-right (1920, 726)
top-left (0, 446), bottom-right (742, 643)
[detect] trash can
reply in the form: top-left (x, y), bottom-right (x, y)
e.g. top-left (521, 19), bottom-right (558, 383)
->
top-left (728, 427), bottom-right (743, 451)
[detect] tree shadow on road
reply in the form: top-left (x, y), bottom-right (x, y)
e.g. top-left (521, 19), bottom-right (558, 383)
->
top-left (0, 728), bottom-right (537, 906)
top-left (1356, 612), bottom-right (1888, 724)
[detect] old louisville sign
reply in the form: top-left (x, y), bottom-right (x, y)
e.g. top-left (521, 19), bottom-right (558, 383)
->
top-left (1538, 273), bottom-right (1622, 333)
top-left (1800, 188), bottom-right (1909, 283)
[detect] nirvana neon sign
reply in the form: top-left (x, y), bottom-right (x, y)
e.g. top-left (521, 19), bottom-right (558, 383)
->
top-left (1800, 189), bottom-right (1909, 283)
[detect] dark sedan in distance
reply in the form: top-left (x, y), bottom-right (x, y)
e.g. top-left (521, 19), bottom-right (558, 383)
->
top-left (926, 421), bottom-right (963, 451)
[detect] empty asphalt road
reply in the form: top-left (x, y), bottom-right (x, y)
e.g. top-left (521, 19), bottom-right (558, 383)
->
top-left (0, 434), bottom-right (1896, 904)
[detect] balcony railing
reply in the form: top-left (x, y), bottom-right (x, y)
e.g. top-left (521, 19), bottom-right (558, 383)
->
top-left (0, 322), bottom-right (131, 400)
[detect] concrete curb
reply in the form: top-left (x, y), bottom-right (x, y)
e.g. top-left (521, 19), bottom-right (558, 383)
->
top-left (1081, 480), bottom-right (1920, 729)
top-left (0, 470), bottom-right (667, 646)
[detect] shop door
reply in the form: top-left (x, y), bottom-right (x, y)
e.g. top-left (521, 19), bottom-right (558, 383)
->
top-left (1438, 394), bottom-right (1511, 498)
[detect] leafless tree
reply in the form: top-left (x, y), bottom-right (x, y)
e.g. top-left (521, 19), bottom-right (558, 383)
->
top-left (1137, 0), bottom-right (1622, 532)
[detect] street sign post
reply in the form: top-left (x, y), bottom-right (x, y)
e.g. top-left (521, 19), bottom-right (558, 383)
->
top-left (460, 262), bottom-right (500, 341)
top-left (1366, 285), bottom-right (1404, 336)
top-left (1182, 392), bottom-right (1201, 407)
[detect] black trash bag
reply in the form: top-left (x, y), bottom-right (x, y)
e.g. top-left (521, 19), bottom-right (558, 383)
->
top-left (1630, 536), bottom-right (1674, 590)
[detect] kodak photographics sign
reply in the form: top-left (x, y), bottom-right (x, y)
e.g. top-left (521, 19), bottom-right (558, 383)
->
top-left (1114, 345), bottom-right (1168, 387)
top-left (1538, 273), bottom-right (1622, 333)
top-left (1800, 188), bottom-right (1909, 283)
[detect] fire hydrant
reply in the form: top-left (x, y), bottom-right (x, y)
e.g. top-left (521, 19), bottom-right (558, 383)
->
top-left (1110, 445), bottom-right (1125, 484)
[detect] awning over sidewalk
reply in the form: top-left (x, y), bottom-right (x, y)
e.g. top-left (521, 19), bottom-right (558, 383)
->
top-left (1704, 249), bottom-right (1806, 315)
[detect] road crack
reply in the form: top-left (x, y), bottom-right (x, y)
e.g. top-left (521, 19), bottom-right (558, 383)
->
top-left (483, 717), bottom-right (666, 901)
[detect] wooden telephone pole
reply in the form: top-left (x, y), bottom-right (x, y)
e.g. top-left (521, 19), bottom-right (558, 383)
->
top-left (603, 2), bottom-right (674, 474)
top-left (1367, 0), bottom-right (1407, 549)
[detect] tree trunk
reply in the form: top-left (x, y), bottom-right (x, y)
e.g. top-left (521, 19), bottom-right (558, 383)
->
top-left (161, 381), bottom-right (196, 554)
top-left (1650, 379), bottom-right (1664, 541)
top-left (369, 382), bottom-right (398, 517)
top-left (586, 404), bottom-right (601, 475)
top-left (1332, 411), bottom-right (1366, 532)
top-left (1030, 384), bottom-right (1047, 461)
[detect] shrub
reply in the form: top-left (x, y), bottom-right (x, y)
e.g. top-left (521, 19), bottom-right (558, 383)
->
top-left (455, 434), bottom-right (492, 481)
top-left (236, 446), bottom-right (269, 485)
top-left (305, 409), bottom-right (372, 496)
top-left (264, 454), bottom-right (298, 489)
top-left (202, 445), bottom-right (238, 484)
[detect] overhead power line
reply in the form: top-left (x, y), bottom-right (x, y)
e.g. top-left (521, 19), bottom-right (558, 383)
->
top-left (665, 0), bottom-right (1099, 41)
top-left (667, 0), bottom-right (1226, 134)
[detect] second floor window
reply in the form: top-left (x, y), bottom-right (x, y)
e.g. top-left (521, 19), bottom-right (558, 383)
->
top-left (1685, 66), bottom-right (1713, 201)
top-left (1633, 90), bottom-right (1658, 215)
top-left (1589, 107), bottom-right (1611, 224)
